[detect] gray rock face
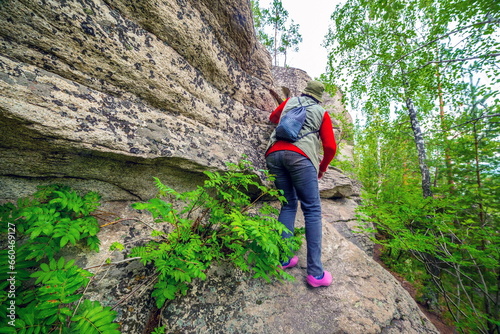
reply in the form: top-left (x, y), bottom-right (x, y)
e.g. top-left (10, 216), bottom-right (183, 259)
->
top-left (323, 197), bottom-right (375, 257)
top-left (159, 206), bottom-right (437, 333)
top-left (320, 167), bottom-right (361, 199)
top-left (77, 200), bottom-right (436, 334)
top-left (0, 0), bottom-right (279, 201)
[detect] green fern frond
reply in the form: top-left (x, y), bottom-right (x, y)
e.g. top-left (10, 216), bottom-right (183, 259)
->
top-left (0, 185), bottom-right (120, 334)
top-left (130, 157), bottom-right (302, 308)
top-left (70, 300), bottom-right (120, 334)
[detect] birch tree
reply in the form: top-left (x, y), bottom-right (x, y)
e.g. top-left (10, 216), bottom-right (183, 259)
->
top-left (262, 0), bottom-right (288, 66)
top-left (250, 0), bottom-right (273, 51)
top-left (279, 20), bottom-right (302, 67)
top-left (325, 0), bottom-right (500, 331)
top-left (251, 0), bottom-right (302, 66)
top-left (325, 0), bottom-right (499, 198)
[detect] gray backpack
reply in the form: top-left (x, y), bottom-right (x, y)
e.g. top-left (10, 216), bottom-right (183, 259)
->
top-left (275, 98), bottom-right (317, 142)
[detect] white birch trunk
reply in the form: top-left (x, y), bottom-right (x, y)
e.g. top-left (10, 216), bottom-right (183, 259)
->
top-left (406, 98), bottom-right (433, 198)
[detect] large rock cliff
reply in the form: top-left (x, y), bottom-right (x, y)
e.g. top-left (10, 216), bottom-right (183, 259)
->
top-left (0, 0), bottom-right (279, 201)
top-left (0, 1), bottom-right (438, 333)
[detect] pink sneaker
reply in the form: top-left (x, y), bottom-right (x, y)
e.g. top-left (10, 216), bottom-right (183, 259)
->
top-left (279, 256), bottom-right (299, 269)
top-left (306, 270), bottom-right (333, 287)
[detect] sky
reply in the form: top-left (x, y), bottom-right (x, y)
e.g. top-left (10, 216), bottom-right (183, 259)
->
top-left (257, 0), bottom-right (345, 79)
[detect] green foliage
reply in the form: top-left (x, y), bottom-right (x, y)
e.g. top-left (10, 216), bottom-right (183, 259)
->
top-left (353, 90), bottom-right (499, 331)
top-left (326, 0), bottom-right (500, 331)
top-left (358, 189), bottom-right (499, 332)
top-left (352, 90), bottom-right (499, 331)
top-left (109, 242), bottom-right (125, 252)
top-left (251, 0), bottom-right (273, 49)
top-left (3, 184), bottom-right (101, 261)
top-left (69, 300), bottom-right (120, 334)
top-left (0, 185), bottom-right (121, 333)
top-left (151, 326), bottom-right (166, 334)
top-left (251, 0), bottom-right (302, 66)
top-left (130, 157), bottom-right (303, 308)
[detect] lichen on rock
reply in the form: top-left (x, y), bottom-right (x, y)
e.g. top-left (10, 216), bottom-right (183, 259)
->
top-left (0, 0), bottom-right (277, 200)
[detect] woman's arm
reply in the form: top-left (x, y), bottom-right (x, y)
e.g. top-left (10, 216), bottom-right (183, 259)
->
top-left (269, 98), bottom-right (290, 124)
top-left (318, 112), bottom-right (337, 175)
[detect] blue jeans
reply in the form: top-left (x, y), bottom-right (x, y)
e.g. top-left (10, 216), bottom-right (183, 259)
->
top-left (266, 150), bottom-right (323, 276)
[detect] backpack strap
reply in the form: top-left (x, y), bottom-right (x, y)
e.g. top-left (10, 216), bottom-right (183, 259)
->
top-left (297, 129), bottom-right (320, 140)
top-left (295, 97), bottom-right (320, 140)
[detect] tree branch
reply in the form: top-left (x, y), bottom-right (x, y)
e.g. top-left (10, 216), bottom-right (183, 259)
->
top-left (390, 18), bottom-right (500, 66)
top-left (407, 53), bottom-right (500, 74)
top-left (366, 19), bottom-right (500, 70)
top-left (440, 53), bottom-right (500, 64)
top-left (83, 257), bottom-right (142, 270)
top-left (450, 113), bottom-right (500, 129)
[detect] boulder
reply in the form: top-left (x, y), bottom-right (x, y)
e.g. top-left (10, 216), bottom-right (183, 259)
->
top-left (322, 197), bottom-right (375, 257)
top-left (320, 167), bottom-right (361, 199)
top-left (0, 0), bottom-right (280, 201)
top-left (159, 204), bottom-right (437, 333)
top-left (73, 199), bottom-right (435, 333)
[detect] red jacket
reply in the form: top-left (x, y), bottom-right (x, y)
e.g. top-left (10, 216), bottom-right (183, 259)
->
top-left (266, 98), bottom-right (337, 173)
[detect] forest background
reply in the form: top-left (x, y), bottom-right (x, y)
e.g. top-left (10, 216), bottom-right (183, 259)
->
top-left (252, 0), bottom-right (500, 333)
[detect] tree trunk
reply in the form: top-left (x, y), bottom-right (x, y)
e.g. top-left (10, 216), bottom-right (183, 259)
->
top-left (274, 22), bottom-right (278, 66)
top-left (405, 98), bottom-right (433, 198)
top-left (472, 122), bottom-right (486, 226)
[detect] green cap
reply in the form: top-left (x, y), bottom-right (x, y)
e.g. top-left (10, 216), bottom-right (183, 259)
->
top-left (303, 80), bottom-right (325, 102)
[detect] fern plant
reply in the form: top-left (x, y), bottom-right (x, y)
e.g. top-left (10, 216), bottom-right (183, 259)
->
top-left (150, 326), bottom-right (166, 334)
top-left (130, 157), bottom-right (304, 308)
top-left (0, 185), bottom-right (120, 334)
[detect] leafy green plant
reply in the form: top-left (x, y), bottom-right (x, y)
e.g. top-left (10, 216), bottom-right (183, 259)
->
top-left (150, 326), bottom-right (166, 334)
top-left (357, 188), bottom-right (499, 333)
top-left (2, 184), bottom-right (101, 261)
top-left (130, 157), bottom-right (304, 308)
top-left (0, 185), bottom-right (120, 334)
